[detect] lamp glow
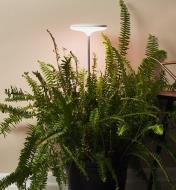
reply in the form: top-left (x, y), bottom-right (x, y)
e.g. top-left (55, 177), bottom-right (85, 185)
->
top-left (70, 24), bottom-right (107, 36)
top-left (70, 24), bottom-right (107, 76)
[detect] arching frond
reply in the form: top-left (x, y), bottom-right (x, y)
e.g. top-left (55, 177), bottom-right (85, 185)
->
top-left (119, 0), bottom-right (130, 57)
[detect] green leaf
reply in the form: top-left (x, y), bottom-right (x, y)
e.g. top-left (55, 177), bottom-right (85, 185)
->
top-left (147, 124), bottom-right (163, 135)
top-left (89, 108), bottom-right (99, 128)
top-left (117, 124), bottom-right (126, 136)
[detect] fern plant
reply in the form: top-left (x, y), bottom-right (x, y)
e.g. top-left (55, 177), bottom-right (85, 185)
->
top-left (0, 0), bottom-right (176, 190)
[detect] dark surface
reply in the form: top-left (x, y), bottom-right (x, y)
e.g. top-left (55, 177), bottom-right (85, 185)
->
top-left (67, 159), bottom-right (128, 190)
top-left (148, 91), bottom-right (176, 190)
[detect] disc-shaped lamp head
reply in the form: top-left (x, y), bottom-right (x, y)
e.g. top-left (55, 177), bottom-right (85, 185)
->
top-left (70, 24), bottom-right (107, 36)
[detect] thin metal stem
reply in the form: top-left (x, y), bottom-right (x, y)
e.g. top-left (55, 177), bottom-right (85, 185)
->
top-left (88, 35), bottom-right (91, 77)
top-left (148, 57), bottom-right (176, 81)
top-left (162, 64), bottom-right (176, 81)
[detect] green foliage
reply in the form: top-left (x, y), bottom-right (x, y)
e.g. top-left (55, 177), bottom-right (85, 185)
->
top-left (145, 35), bottom-right (159, 57)
top-left (5, 86), bottom-right (34, 102)
top-left (119, 0), bottom-right (130, 57)
top-left (0, 0), bottom-right (176, 189)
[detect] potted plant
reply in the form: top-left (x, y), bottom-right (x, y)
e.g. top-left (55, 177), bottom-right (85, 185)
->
top-left (0, 0), bottom-right (176, 189)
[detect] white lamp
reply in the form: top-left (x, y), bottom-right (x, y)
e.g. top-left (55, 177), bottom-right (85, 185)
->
top-left (70, 24), bottom-right (107, 75)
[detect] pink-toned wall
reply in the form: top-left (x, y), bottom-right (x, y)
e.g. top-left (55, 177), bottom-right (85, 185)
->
top-left (0, 0), bottom-right (176, 172)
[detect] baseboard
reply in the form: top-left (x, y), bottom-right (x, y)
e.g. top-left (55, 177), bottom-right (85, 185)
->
top-left (1, 168), bottom-right (176, 190)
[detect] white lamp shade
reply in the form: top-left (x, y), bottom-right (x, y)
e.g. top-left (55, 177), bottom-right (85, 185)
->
top-left (70, 24), bottom-right (107, 36)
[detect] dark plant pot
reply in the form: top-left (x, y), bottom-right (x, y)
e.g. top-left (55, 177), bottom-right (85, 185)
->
top-left (67, 158), bottom-right (128, 190)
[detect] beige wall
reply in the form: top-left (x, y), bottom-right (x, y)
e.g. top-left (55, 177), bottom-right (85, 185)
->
top-left (0, 127), bottom-right (27, 172)
top-left (0, 0), bottom-right (176, 172)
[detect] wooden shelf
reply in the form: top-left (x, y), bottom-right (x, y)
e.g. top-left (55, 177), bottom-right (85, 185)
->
top-left (158, 91), bottom-right (176, 98)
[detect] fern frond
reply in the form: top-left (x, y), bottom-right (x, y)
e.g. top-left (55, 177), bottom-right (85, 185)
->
top-left (39, 61), bottom-right (59, 89)
top-left (0, 103), bottom-right (33, 117)
top-left (89, 108), bottom-right (99, 129)
top-left (92, 53), bottom-right (98, 75)
top-left (70, 51), bottom-right (79, 79)
top-left (94, 153), bottom-right (107, 182)
top-left (22, 72), bottom-right (43, 97)
top-left (0, 115), bottom-right (23, 135)
top-left (119, 0), bottom-right (130, 57)
top-left (145, 35), bottom-right (159, 57)
top-left (137, 36), bottom-right (168, 102)
top-left (0, 103), bottom-right (34, 135)
top-left (5, 86), bottom-right (33, 102)
top-left (28, 144), bottom-right (49, 190)
top-left (51, 154), bottom-right (67, 190)
top-left (111, 47), bottom-right (126, 80)
top-left (128, 142), bottom-right (175, 189)
top-left (28, 171), bottom-right (48, 190)
top-left (139, 35), bottom-right (167, 79)
top-left (62, 145), bottom-right (88, 179)
top-left (102, 33), bottom-right (117, 78)
top-left (0, 172), bottom-right (26, 190)
top-left (32, 70), bottom-right (51, 103)
top-left (17, 126), bottom-right (38, 168)
top-left (105, 157), bottom-right (119, 189)
top-left (149, 152), bottom-right (173, 187)
top-left (60, 55), bottom-right (76, 94)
